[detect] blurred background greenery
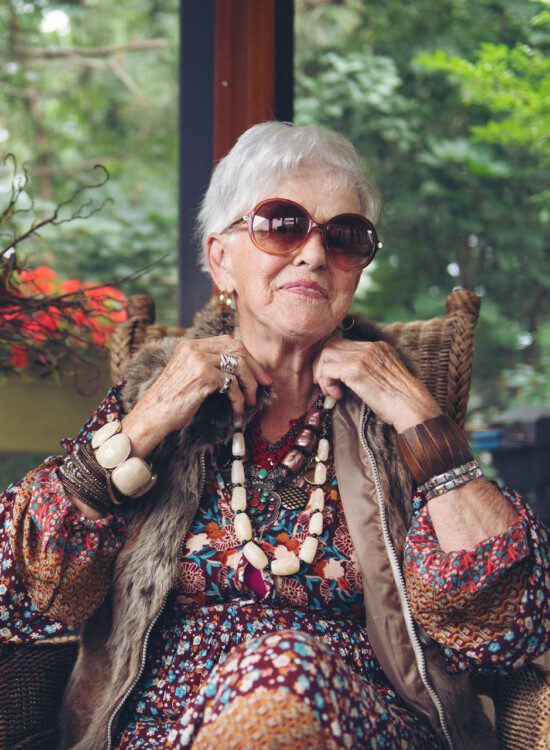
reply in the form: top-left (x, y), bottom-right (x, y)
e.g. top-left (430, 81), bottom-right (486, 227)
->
top-left (0, 0), bottom-right (179, 324)
top-left (1, 0), bottom-right (549, 486)
top-left (296, 0), bottom-right (550, 417)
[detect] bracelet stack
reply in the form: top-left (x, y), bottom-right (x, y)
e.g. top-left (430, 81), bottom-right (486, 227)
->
top-left (58, 420), bottom-right (156, 515)
top-left (418, 459), bottom-right (483, 500)
top-left (91, 420), bottom-right (157, 500)
top-left (396, 413), bottom-right (483, 501)
top-left (396, 414), bottom-right (474, 484)
top-left (58, 443), bottom-right (114, 514)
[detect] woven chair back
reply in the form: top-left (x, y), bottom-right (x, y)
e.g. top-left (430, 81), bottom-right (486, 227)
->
top-left (110, 289), bottom-right (481, 429)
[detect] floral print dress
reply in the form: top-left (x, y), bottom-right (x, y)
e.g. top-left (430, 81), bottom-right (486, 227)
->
top-left (1, 384), bottom-right (548, 749)
top-left (114, 408), bottom-right (443, 749)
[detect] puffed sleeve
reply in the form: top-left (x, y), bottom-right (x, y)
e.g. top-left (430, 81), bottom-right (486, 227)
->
top-left (403, 488), bottom-right (550, 673)
top-left (1, 385), bottom-right (127, 636)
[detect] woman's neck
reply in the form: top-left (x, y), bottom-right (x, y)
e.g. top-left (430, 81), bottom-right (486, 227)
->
top-left (239, 324), bottom-right (324, 442)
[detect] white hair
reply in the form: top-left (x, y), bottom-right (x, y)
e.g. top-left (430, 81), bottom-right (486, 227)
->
top-left (196, 121), bottom-right (381, 273)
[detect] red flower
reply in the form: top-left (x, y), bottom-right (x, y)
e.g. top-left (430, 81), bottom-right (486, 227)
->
top-left (60, 279), bottom-right (82, 294)
top-left (3, 265), bottom-right (128, 373)
top-left (10, 344), bottom-right (29, 370)
top-left (19, 266), bottom-right (57, 295)
top-left (90, 328), bottom-right (106, 346)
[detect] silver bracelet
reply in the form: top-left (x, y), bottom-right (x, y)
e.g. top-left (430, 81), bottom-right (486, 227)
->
top-left (424, 466), bottom-right (484, 500)
top-left (418, 460), bottom-right (479, 493)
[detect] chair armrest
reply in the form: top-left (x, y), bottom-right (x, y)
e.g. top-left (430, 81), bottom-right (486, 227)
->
top-left (0, 637), bottom-right (79, 749)
top-left (473, 664), bottom-right (550, 750)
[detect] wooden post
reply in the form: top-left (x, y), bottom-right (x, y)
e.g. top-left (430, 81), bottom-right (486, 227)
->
top-left (214, 0), bottom-right (294, 161)
top-left (179, 0), bottom-right (294, 325)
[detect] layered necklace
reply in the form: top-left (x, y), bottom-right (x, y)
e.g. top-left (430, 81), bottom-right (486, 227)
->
top-left (224, 394), bottom-right (336, 577)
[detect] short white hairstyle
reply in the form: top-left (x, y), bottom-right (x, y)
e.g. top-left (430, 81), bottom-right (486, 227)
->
top-left (196, 121), bottom-right (381, 274)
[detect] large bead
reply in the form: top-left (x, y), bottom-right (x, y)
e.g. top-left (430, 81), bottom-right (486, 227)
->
top-left (91, 420), bottom-right (121, 449)
top-left (323, 395), bottom-right (337, 410)
top-left (281, 449), bottom-right (307, 473)
top-left (316, 438), bottom-right (329, 462)
top-left (294, 428), bottom-right (317, 454)
top-left (231, 459), bottom-right (245, 486)
top-left (314, 461), bottom-right (327, 485)
top-left (309, 511), bottom-right (323, 535)
top-left (232, 432), bottom-right (246, 457)
top-left (234, 512), bottom-right (253, 541)
top-left (299, 536), bottom-right (318, 564)
top-left (242, 540), bottom-right (269, 570)
top-left (271, 554), bottom-right (300, 576)
top-left (309, 487), bottom-right (324, 512)
top-left (130, 474), bottom-right (158, 498)
top-left (231, 485), bottom-right (247, 512)
top-left (111, 457), bottom-right (152, 495)
top-left (303, 408), bottom-right (323, 431)
top-left (95, 433), bottom-right (131, 469)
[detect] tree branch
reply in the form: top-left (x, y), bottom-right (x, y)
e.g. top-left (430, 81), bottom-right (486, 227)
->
top-left (14, 38), bottom-right (170, 60)
top-left (1, 163), bottom-right (111, 258)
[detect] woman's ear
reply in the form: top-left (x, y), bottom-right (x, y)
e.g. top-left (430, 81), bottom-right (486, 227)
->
top-left (206, 234), bottom-right (234, 293)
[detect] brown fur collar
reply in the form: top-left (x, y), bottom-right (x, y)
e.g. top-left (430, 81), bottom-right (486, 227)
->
top-left (60, 300), bottom-right (494, 750)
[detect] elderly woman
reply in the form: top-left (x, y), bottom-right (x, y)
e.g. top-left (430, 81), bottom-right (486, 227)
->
top-left (1, 122), bottom-right (548, 750)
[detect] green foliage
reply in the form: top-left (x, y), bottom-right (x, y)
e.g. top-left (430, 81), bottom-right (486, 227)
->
top-left (0, 0), bottom-right (179, 324)
top-left (295, 0), bottom-right (550, 417)
top-left (418, 41), bottom-right (550, 159)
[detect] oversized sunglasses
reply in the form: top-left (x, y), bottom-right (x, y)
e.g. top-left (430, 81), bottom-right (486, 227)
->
top-left (222, 198), bottom-right (382, 271)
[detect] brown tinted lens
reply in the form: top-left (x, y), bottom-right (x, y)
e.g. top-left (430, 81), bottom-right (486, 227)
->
top-left (325, 216), bottom-right (377, 269)
top-left (251, 200), bottom-right (310, 254)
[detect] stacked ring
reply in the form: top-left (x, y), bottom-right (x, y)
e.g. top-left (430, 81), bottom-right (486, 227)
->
top-left (220, 353), bottom-right (238, 374)
top-left (219, 375), bottom-right (233, 394)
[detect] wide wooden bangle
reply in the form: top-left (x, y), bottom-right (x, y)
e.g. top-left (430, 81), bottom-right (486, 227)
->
top-left (396, 414), bottom-right (473, 484)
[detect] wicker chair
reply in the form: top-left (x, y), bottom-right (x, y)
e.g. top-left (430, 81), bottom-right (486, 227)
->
top-left (1, 290), bottom-right (548, 750)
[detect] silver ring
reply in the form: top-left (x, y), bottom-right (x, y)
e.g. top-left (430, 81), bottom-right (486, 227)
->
top-left (220, 352), bottom-right (238, 374)
top-left (218, 374), bottom-right (233, 394)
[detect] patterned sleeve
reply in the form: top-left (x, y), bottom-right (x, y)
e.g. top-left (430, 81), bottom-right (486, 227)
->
top-left (1, 385), bottom-right (127, 639)
top-left (403, 488), bottom-right (550, 673)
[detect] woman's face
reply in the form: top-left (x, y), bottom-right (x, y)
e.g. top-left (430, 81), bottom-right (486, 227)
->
top-left (210, 172), bottom-right (363, 346)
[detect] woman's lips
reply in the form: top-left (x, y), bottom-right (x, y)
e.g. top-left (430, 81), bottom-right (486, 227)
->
top-left (280, 281), bottom-right (328, 299)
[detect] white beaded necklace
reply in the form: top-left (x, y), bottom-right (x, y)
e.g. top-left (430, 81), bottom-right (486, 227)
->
top-left (228, 395), bottom-right (336, 577)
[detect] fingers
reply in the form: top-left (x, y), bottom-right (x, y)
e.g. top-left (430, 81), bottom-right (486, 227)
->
top-left (317, 375), bottom-right (344, 401)
top-left (198, 350), bottom-right (265, 408)
top-left (191, 336), bottom-right (272, 390)
top-left (185, 336), bottom-right (273, 416)
top-left (194, 336), bottom-right (271, 376)
top-left (220, 371), bottom-right (246, 418)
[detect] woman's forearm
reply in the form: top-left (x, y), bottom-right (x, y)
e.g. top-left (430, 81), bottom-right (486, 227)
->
top-left (426, 476), bottom-right (518, 552)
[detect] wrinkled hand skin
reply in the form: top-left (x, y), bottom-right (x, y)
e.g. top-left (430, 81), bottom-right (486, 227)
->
top-left (313, 338), bottom-right (442, 433)
top-left (122, 335), bottom-right (272, 459)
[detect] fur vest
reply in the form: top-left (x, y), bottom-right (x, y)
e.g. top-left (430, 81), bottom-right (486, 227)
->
top-left (59, 301), bottom-right (496, 750)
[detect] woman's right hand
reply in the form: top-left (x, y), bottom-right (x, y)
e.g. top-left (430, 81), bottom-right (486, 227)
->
top-left (121, 336), bottom-right (272, 459)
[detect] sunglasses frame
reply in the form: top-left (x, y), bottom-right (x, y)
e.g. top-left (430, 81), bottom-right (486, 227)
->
top-left (223, 198), bottom-right (382, 271)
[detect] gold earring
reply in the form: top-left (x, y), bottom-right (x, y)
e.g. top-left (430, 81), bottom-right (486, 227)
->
top-left (218, 290), bottom-right (233, 310)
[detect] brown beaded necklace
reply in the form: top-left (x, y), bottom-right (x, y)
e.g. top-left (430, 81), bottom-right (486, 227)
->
top-left (221, 396), bottom-right (336, 576)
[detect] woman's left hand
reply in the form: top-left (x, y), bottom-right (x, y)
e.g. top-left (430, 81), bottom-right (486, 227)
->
top-left (313, 338), bottom-right (442, 432)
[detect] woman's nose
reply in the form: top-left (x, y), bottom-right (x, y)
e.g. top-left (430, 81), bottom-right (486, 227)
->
top-left (292, 227), bottom-right (328, 269)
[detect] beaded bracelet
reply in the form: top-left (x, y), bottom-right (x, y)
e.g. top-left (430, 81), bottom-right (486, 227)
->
top-left (57, 444), bottom-right (115, 514)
